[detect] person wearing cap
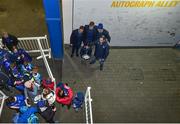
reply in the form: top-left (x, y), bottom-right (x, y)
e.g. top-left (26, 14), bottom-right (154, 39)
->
top-left (56, 82), bottom-right (73, 109)
top-left (90, 36), bottom-right (110, 71)
top-left (70, 26), bottom-right (85, 57)
top-left (96, 23), bottom-right (111, 43)
top-left (84, 21), bottom-right (97, 47)
top-left (1, 31), bottom-right (19, 51)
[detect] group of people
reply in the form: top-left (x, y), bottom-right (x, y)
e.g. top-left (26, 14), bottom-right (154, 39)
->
top-left (0, 32), bottom-right (85, 123)
top-left (70, 21), bottom-right (110, 70)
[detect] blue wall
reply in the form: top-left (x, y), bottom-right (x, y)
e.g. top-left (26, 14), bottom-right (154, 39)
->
top-left (43, 0), bottom-right (64, 59)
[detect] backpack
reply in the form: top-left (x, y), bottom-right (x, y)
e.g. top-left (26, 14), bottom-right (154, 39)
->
top-left (72, 92), bottom-right (84, 109)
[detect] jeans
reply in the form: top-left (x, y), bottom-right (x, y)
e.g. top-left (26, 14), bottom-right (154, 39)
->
top-left (72, 45), bottom-right (80, 56)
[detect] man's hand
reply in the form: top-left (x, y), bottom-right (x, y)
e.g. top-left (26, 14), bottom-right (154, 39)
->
top-left (52, 107), bottom-right (57, 112)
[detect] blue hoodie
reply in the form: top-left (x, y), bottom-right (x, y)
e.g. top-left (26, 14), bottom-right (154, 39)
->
top-left (17, 106), bottom-right (38, 123)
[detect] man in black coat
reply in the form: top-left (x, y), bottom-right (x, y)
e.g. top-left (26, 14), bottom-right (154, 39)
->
top-left (90, 36), bottom-right (110, 71)
top-left (96, 23), bottom-right (111, 43)
top-left (70, 26), bottom-right (85, 57)
top-left (1, 32), bottom-right (19, 51)
top-left (84, 21), bottom-right (97, 47)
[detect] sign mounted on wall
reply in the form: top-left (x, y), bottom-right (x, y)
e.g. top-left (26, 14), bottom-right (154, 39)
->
top-left (111, 0), bottom-right (180, 8)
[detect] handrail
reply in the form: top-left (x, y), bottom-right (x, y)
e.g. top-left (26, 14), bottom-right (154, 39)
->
top-left (37, 38), bottom-right (56, 90)
top-left (85, 87), bottom-right (93, 124)
top-left (0, 90), bottom-right (7, 117)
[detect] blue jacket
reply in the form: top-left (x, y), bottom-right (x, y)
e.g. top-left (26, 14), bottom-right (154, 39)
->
top-left (0, 49), bottom-right (12, 71)
top-left (70, 29), bottom-right (85, 46)
top-left (0, 49), bottom-right (9, 60)
top-left (94, 41), bottom-right (109, 60)
top-left (84, 25), bottom-right (97, 44)
top-left (2, 59), bottom-right (11, 72)
top-left (20, 63), bottom-right (33, 74)
top-left (96, 29), bottom-right (111, 42)
top-left (11, 66), bottom-right (23, 79)
top-left (32, 72), bottom-right (42, 87)
top-left (17, 106), bottom-right (38, 123)
top-left (13, 48), bottom-right (32, 65)
top-left (6, 95), bottom-right (26, 109)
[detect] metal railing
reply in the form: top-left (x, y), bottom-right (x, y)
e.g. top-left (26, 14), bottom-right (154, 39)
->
top-left (0, 35), bottom-right (51, 59)
top-left (36, 38), bottom-right (56, 90)
top-left (0, 35), bottom-right (55, 88)
top-left (85, 87), bottom-right (93, 124)
top-left (0, 90), bottom-right (7, 117)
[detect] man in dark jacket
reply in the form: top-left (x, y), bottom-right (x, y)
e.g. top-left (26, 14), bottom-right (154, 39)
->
top-left (80, 43), bottom-right (92, 59)
top-left (96, 23), bottom-right (111, 43)
top-left (70, 26), bottom-right (85, 57)
top-left (84, 21), bottom-right (97, 47)
top-left (12, 46), bottom-right (32, 65)
top-left (1, 32), bottom-right (19, 51)
top-left (90, 36), bottom-right (109, 71)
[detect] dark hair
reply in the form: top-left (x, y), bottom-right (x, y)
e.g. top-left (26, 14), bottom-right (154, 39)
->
top-left (89, 21), bottom-right (95, 26)
top-left (43, 88), bottom-right (50, 98)
top-left (100, 36), bottom-right (106, 41)
top-left (79, 26), bottom-right (84, 30)
top-left (6, 96), bottom-right (15, 104)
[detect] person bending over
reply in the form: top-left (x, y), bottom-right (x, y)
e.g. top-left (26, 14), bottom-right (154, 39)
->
top-left (56, 82), bottom-right (73, 109)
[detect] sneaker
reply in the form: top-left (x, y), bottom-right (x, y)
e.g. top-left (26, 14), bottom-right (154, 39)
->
top-left (71, 54), bottom-right (73, 58)
top-left (76, 54), bottom-right (79, 57)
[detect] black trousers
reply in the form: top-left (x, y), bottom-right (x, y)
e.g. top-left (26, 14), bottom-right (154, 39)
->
top-left (71, 45), bottom-right (80, 55)
top-left (40, 106), bottom-right (56, 123)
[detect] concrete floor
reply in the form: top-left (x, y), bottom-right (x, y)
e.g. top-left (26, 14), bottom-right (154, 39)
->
top-left (61, 47), bottom-right (180, 123)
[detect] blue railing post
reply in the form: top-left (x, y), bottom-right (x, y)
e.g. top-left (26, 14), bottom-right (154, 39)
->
top-left (43, 0), bottom-right (64, 59)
